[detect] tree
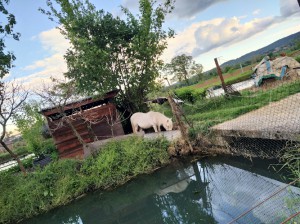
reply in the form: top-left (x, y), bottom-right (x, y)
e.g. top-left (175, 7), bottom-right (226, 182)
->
top-left (13, 101), bottom-right (48, 157)
top-left (41, 0), bottom-right (175, 113)
top-left (0, 0), bottom-right (20, 78)
top-left (0, 81), bottom-right (28, 175)
top-left (164, 54), bottom-right (203, 85)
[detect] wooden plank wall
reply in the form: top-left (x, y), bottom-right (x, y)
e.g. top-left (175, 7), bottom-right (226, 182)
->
top-left (48, 103), bottom-right (124, 159)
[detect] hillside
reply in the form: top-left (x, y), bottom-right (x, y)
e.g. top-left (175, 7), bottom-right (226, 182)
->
top-left (221, 31), bottom-right (300, 67)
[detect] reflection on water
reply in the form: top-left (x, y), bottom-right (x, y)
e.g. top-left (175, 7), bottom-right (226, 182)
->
top-left (22, 157), bottom-right (300, 224)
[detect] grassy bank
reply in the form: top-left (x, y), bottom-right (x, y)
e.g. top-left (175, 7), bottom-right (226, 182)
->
top-left (0, 136), bottom-right (170, 224)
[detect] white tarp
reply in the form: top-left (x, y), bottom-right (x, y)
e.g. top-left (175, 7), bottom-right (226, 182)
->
top-left (253, 56), bottom-right (300, 86)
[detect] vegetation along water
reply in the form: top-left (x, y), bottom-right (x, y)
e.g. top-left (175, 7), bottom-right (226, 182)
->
top-left (20, 157), bottom-right (300, 224)
top-left (1, 0), bottom-right (300, 223)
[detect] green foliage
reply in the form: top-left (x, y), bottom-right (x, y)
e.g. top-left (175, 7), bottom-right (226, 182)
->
top-left (13, 101), bottom-right (55, 156)
top-left (224, 70), bottom-right (252, 85)
top-left (0, 146), bottom-right (29, 164)
top-left (295, 56), bottom-right (300, 63)
top-left (164, 54), bottom-right (203, 85)
top-left (174, 69), bottom-right (252, 102)
top-left (0, 136), bottom-right (170, 223)
top-left (41, 0), bottom-right (174, 112)
top-left (0, 0), bottom-right (20, 78)
top-left (223, 66), bottom-right (234, 73)
top-left (281, 144), bottom-right (300, 184)
top-left (82, 136), bottom-right (169, 188)
top-left (175, 86), bottom-right (206, 103)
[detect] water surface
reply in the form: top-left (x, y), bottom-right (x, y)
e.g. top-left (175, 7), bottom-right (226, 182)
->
top-left (22, 156), bottom-right (300, 224)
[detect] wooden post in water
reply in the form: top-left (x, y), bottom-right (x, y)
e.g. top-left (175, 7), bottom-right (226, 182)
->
top-left (167, 94), bottom-right (193, 153)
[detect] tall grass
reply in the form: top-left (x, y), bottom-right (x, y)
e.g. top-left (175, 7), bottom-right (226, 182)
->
top-left (0, 136), bottom-right (170, 224)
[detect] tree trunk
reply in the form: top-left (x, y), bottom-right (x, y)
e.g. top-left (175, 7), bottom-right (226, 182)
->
top-left (183, 69), bottom-right (189, 85)
top-left (65, 118), bottom-right (89, 149)
top-left (0, 141), bottom-right (27, 175)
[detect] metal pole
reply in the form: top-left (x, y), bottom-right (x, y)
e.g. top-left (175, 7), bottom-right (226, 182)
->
top-left (240, 63), bottom-right (244, 73)
top-left (214, 58), bottom-right (227, 94)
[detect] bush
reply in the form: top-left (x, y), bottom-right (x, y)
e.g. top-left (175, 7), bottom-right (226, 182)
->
top-left (175, 87), bottom-right (206, 103)
top-left (82, 136), bottom-right (169, 188)
top-left (295, 56), bottom-right (300, 63)
top-left (0, 136), bottom-right (170, 223)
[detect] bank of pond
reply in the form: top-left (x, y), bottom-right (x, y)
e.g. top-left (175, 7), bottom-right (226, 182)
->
top-left (0, 136), bottom-right (299, 223)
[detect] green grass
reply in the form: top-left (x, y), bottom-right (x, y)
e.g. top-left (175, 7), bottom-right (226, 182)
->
top-left (0, 136), bottom-right (170, 224)
top-left (223, 70), bottom-right (252, 85)
top-left (184, 80), bottom-right (300, 134)
top-left (0, 146), bottom-right (30, 164)
top-left (174, 70), bottom-right (252, 102)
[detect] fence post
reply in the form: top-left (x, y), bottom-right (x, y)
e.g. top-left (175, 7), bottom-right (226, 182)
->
top-left (167, 94), bottom-right (194, 153)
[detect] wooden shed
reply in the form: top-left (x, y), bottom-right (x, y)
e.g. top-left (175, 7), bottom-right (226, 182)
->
top-left (41, 90), bottom-right (124, 159)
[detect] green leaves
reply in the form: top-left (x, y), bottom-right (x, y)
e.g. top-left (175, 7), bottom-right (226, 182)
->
top-left (0, 0), bottom-right (20, 78)
top-left (42, 0), bottom-right (174, 112)
top-left (13, 101), bottom-right (54, 156)
top-left (164, 54), bottom-right (204, 85)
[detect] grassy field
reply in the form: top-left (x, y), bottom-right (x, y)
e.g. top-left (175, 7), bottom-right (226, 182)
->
top-left (174, 67), bottom-right (253, 102)
top-left (193, 65), bottom-right (253, 89)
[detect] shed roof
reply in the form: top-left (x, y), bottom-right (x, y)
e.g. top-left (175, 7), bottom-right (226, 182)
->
top-left (41, 89), bottom-right (120, 116)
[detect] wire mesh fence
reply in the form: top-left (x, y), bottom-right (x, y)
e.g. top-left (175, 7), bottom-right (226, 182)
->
top-left (175, 60), bottom-right (300, 222)
top-left (181, 76), bottom-right (300, 159)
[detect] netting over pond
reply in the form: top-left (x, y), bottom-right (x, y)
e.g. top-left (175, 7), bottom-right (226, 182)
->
top-left (175, 73), bottom-right (300, 222)
top-left (180, 77), bottom-right (300, 160)
top-left (195, 160), bottom-right (300, 224)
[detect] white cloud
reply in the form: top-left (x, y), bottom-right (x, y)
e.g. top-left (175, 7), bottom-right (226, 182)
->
top-left (38, 28), bottom-right (69, 54)
top-left (252, 9), bottom-right (261, 15)
top-left (163, 16), bottom-right (278, 61)
top-left (280, 0), bottom-right (300, 17)
top-left (18, 27), bottom-right (70, 91)
top-left (3, 71), bottom-right (11, 80)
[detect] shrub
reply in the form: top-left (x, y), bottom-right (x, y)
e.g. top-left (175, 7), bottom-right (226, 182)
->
top-left (175, 87), bottom-right (206, 103)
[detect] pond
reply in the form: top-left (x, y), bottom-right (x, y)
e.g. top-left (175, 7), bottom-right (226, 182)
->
top-left (22, 156), bottom-right (300, 224)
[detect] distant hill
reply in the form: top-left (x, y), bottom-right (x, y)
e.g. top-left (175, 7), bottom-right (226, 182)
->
top-left (221, 31), bottom-right (300, 67)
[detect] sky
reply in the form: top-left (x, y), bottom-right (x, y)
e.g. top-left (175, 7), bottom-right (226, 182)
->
top-left (2, 0), bottom-right (300, 133)
top-left (3, 0), bottom-right (300, 86)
